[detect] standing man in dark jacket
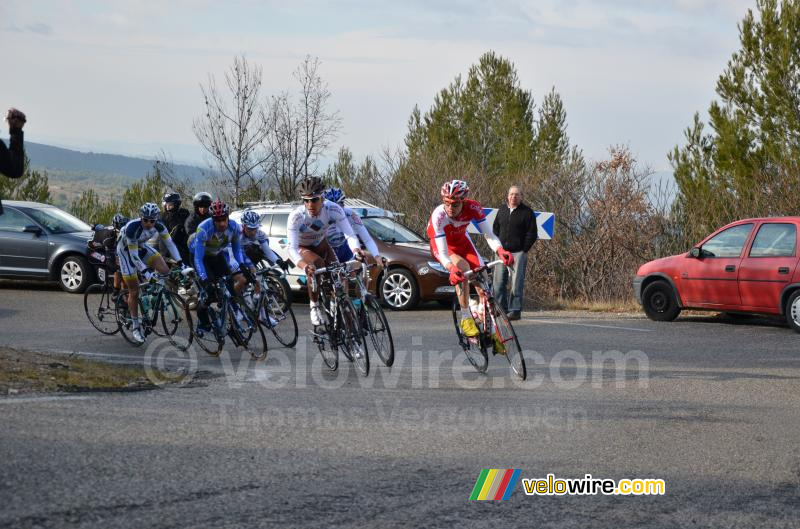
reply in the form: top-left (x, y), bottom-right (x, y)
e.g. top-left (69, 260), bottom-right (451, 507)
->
top-left (492, 185), bottom-right (538, 320)
top-left (0, 108), bottom-right (27, 215)
top-left (160, 192), bottom-right (191, 263)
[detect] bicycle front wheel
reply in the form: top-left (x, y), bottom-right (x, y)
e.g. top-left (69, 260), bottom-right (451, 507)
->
top-left (492, 305), bottom-right (526, 380)
top-left (115, 291), bottom-right (143, 347)
top-left (451, 298), bottom-right (488, 373)
top-left (262, 291), bottom-right (298, 348)
top-left (84, 283), bottom-right (119, 335)
top-left (233, 298), bottom-right (268, 360)
top-left (159, 291), bottom-right (194, 352)
top-left (193, 305), bottom-right (224, 357)
top-left (363, 294), bottom-right (394, 367)
top-left (339, 297), bottom-right (369, 377)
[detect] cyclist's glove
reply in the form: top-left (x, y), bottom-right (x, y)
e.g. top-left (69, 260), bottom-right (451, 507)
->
top-left (276, 257), bottom-right (290, 272)
top-left (498, 248), bottom-right (515, 266)
top-left (447, 264), bottom-right (465, 286)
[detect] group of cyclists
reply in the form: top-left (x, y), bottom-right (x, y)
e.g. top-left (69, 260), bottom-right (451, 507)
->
top-left (92, 175), bottom-right (517, 365)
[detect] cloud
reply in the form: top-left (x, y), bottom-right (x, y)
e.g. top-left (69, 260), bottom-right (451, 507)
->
top-left (26, 22), bottom-right (53, 35)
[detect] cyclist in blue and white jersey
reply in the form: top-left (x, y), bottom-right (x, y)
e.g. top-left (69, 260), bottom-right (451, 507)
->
top-left (189, 199), bottom-right (247, 332)
top-left (321, 187), bottom-right (381, 263)
top-left (117, 203), bottom-right (184, 343)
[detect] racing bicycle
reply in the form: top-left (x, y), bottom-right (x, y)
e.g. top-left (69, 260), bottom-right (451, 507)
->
top-left (451, 259), bottom-right (527, 380)
top-left (310, 260), bottom-right (370, 376)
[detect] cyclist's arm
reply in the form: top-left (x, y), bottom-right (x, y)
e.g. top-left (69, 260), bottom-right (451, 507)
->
top-left (258, 237), bottom-right (281, 264)
top-left (348, 211), bottom-right (379, 257)
top-left (334, 212), bottom-right (360, 254)
top-left (157, 223), bottom-right (182, 262)
top-left (230, 227), bottom-right (245, 271)
top-left (475, 217), bottom-right (502, 253)
top-left (193, 230), bottom-right (208, 280)
top-left (287, 212), bottom-right (303, 264)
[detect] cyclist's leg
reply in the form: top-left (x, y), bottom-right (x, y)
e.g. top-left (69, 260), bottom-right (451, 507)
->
top-left (117, 248), bottom-right (141, 319)
top-left (145, 247), bottom-right (170, 275)
top-left (297, 246), bottom-right (325, 303)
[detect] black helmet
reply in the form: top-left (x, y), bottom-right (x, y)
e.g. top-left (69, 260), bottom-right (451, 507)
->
top-left (297, 177), bottom-right (324, 198)
top-left (112, 213), bottom-right (129, 230)
top-left (163, 192), bottom-right (181, 206)
top-left (192, 192), bottom-right (212, 208)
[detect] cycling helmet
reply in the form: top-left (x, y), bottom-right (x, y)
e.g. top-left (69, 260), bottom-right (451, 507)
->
top-left (163, 192), bottom-right (181, 206)
top-left (209, 199), bottom-right (230, 219)
top-left (323, 187), bottom-right (346, 205)
top-left (297, 176), bottom-right (325, 198)
top-left (440, 179), bottom-right (469, 200)
top-left (112, 213), bottom-right (129, 230)
top-left (240, 210), bottom-right (261, 229)
top-left (139, 202), bottom-right (160, 220)
top-left (192, 192), bottom-right (212, 208)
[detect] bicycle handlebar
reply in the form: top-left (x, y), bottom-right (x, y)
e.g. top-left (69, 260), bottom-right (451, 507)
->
top-left (463, 259), bottom-right (504, 278)
top-left (313, 259), bottom-right (362, 276)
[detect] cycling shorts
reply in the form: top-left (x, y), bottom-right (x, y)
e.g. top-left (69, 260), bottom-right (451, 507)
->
top-left (430, 235), bottom-right (484, 271)
top-left (119, 244), bottom-right (160, 281)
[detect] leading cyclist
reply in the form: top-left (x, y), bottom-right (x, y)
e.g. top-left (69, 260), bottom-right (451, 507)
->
top-left (427, 179), bottom-right (514, 339)
top-left (287, 177), bottom-right (365, 326)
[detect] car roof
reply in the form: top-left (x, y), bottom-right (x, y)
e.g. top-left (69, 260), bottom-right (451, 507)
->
top-left (3, 200), bottom-right (57, 209)
top-left (726, 216), bottom-right (800, 224)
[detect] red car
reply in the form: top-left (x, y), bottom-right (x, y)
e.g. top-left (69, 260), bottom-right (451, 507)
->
top-left (634, 217), bottom-right (800, 332)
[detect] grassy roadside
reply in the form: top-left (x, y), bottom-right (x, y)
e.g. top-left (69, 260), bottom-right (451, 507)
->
top-left (0, 347), bottom-right (185, 396)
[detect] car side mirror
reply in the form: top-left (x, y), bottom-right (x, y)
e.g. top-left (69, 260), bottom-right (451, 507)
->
top-left (23, 225), bottom-right (43, 236)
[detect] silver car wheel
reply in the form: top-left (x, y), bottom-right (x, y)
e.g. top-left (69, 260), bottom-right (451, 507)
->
top-left (791, 296), bottom-right (800, 326)
top-left (61, 260), bottom-right (83, 290)
top-left (382, 272), bottom-right (411, 308)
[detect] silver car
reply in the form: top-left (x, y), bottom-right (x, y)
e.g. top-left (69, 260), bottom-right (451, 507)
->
top-left (0, 200), bottom-right (95, 293)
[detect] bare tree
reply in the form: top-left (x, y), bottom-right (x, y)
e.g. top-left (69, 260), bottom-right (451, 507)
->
top-left (193, 56), bottom-right (272, 206)
top-left (264, 55), bottom-right (342, 200)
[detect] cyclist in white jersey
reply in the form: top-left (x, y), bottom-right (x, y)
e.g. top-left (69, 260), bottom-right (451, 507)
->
top-left (287, 177), bottom-right (365, 326)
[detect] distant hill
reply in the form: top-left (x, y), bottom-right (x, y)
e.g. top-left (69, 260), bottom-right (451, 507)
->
top-left (21, 142), bottom-right (214, 208)
top-left (25, 142), bottom-right (209, 182)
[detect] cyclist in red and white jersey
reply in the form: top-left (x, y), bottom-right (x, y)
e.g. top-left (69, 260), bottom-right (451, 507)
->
top-left (427, 179), bottom-right (514, 337)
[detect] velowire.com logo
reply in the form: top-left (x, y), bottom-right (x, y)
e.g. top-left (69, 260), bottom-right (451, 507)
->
top-left (469, 469), bottom-right (522, 501)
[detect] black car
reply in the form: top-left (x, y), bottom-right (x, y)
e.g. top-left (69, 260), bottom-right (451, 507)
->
top-left (0, 200), bottom-right (95, 293)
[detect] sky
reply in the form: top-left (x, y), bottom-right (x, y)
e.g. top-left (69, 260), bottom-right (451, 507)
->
top-left (0, 0), bottom-right (755, 172)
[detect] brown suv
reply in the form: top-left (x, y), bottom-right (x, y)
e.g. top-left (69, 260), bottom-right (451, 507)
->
top-left (231, 204), bottom-right (453, 310)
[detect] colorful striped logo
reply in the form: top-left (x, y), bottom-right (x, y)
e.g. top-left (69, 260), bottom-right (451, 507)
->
top-left (470, 469), bottom-right (522, 500)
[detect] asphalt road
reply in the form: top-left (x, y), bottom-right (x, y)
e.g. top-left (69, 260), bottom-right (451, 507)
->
top-left (1, 281), bottom-right (799, 528)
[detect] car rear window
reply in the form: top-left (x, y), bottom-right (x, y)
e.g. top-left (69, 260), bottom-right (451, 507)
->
top-left (270, 214), bottom-right (288, 238)
top-left (749, 223), bottom-right (797, 257)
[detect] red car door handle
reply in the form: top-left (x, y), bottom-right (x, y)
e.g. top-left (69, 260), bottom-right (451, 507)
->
top-left (725, 265), bottom-right (735, 272)
top-left (778, 267), bottom-right (790, 274)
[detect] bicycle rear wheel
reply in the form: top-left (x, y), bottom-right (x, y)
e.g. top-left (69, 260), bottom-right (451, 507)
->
top-left (262, 290), bottom-right (298, 348)
top-left (451, 298), bottom-right (488, 373)
top-left (492, 304), bottom-right (526, 380)
top-left (363, 294), bottom-right (394, 367)
top-left (339, 297), bottom-right (369, 376)
top-left (265, 274), bottom-right (292, 312)
top-left (159, 291), bottom-right (194, 352)
top-left (84, 283), bottom-right (119, 335)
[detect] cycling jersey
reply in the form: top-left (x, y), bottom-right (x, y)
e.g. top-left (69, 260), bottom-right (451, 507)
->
top-left (117, 219), bottom-right (180, 274)
top-left (426, 199), bottom-right (501, 268)
top-left (286, 201), bottom-right (360, 264)
top-left (190, 217), bottom-right (245, 280)
top-left (240, 226), bottom-right (280, 267)
top-left (326, 207), bottom-right (380, 257)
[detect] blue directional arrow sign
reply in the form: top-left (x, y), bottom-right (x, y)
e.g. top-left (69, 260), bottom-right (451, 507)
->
top-left (469, 208), bottom-right (554, 240)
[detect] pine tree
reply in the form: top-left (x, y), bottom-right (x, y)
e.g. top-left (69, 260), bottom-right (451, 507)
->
top-left (669, 0), bottom-right (800, 244)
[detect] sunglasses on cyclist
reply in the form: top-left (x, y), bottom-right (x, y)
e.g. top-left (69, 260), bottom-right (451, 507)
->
top-left (141, 218), bottom-right (156, 224)
top-left (303, 196), bottom-right (322, 204)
